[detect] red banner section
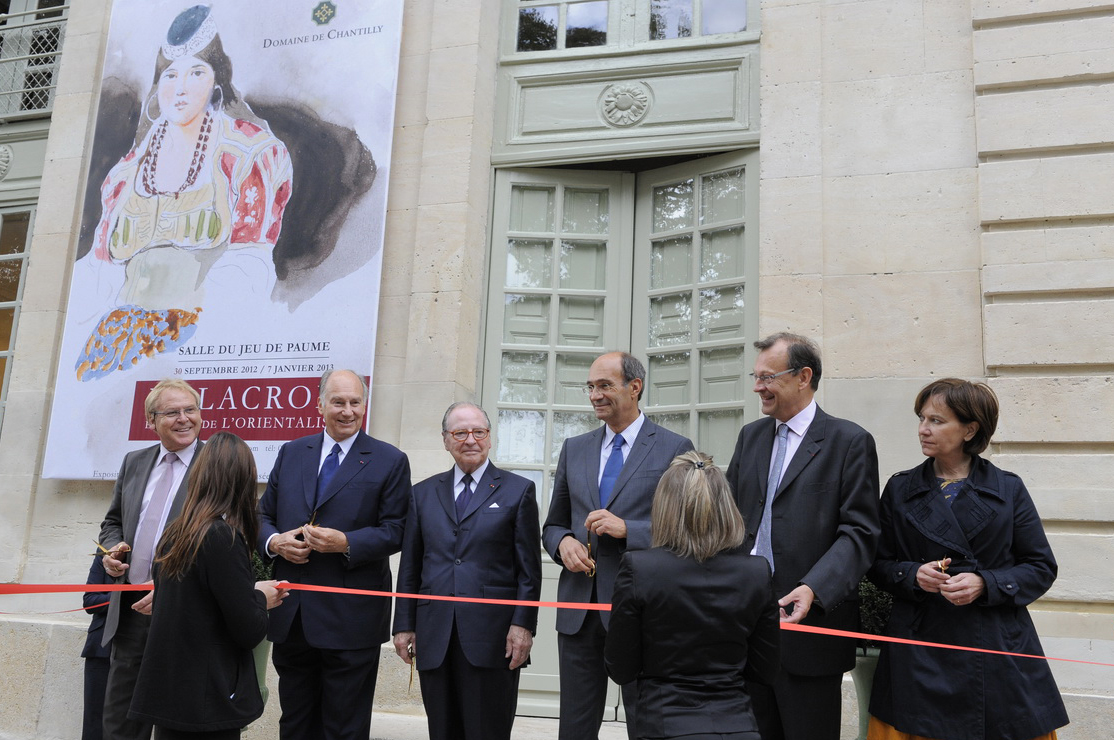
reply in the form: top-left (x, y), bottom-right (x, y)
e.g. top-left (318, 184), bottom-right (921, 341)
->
top-left (128, 377), bottom-right (337, 441)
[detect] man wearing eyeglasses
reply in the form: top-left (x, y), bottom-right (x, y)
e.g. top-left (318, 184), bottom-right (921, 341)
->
top-left (543, 351), bottom-right (694, 740)
top-left (391, 402), bottom-right (541, 740)
top-left (98, 379), bottom-right (204, 740)
top-left (726, 333), bottom-right (880, 740)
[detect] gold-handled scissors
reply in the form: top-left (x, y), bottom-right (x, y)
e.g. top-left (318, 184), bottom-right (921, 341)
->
top-left (408, 645), bottom-right (415, 691)
top-left (586, 540), bottom-right (596, 578)
top-left (91, 540), bottom-right (127, 559)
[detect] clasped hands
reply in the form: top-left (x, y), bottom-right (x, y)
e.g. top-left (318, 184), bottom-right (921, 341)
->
top-left (271, 524), bottom-right (348, 564)
top-left (558, 510), bottom-right (628, 574)
top-left (916, 557), bottom-right (985, 606)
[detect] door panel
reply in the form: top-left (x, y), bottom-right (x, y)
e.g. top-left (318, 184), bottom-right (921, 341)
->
top-left (488, 151), bottom-right (758, 719)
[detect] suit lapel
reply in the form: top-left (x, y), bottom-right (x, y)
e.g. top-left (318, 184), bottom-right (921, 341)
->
top-left (776, 410), bottom-right (827, 496)
top-left (461, 465), bottom-right (502, 521)
top-left (752, 417), bottom-right (776, 498)
top-left (586, 427), bottom-right (605, 508)
top-left (303, 434), bottom-right (324, 514)
top-left (435, 470), bottom-right (456, 522)
top-left (607, 421), bottom-right (655, 508)
top-left (317, 431), bottom-right (370, 511)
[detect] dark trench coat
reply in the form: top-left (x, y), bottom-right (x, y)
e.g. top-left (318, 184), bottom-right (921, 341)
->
top-left (868, 455), bottom-right (1068, 740)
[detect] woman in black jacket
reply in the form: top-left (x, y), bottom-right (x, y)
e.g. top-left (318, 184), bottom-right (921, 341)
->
top-left (868, 379), bottom-right (1067, 740)
top-left (129, 432), bottom-right (286, 739)
top-left (605, 450), bottom-right (779, 740)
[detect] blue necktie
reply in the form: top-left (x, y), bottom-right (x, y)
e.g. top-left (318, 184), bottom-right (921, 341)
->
top-left (315, 443), bottom-right (341, 509)
top-left (456, 474), bottom-right (474, 521)
top-left (598, 433), bottom-right (625, 509)
top-left (756, 423), bottom-right (789, 571)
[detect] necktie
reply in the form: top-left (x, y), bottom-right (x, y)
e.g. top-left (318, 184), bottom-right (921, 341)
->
top-left (315, 443), bottom-right (342, 509)
top-left (456, 474), bottom-right (474, 521)
top-left (755, 423), bottom-right (789, 571)
top-left (598, 433), bottom-right (625, 509)
top-left (131, 452), bottom-right (179, 584)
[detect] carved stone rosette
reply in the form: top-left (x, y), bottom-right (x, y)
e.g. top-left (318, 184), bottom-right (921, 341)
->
top-left (599, 82), bottom-right (652, 128)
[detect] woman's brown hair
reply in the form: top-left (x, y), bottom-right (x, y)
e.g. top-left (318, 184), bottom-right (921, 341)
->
top-left (651, 451), bottom-right (746, 562)
top-left (157, 432), bottom-right (258, 580)
top-left (914, 378), bottom-right (999, 456)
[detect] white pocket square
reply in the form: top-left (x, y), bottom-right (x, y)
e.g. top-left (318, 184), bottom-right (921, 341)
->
top-left (488, 502), bottom-right (500, 508)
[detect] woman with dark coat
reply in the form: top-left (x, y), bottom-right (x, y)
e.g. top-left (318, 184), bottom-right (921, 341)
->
top-left (128, 432), bottom-right (287, 739)
top-left (867, 379), bottom-right (1068, 740)
top-left (606, 451), bottom-right (779, 740)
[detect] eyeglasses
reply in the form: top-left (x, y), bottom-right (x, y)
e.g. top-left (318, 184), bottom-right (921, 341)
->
top-left (582, 381), bottom-right (625, 395)
top-left (151, 406), bottom-right (198, 419)
top-left (749, 369), bottom-right (798, 386)
top-left (446, 428), bottom-right (490, 441)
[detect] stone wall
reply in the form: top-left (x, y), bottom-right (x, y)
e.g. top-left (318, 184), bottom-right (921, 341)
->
top-left (759, 0), bottom-right (1114, 722)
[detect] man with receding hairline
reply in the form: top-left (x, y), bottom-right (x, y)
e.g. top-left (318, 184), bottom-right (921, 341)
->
top-left (543, 351), bottom-right (694, 740)
top-left (726, 333), bottom-right (880, 740)
top-left (392, 401), bottom-right (541, 740)
top-left (259, 369), bottom-right (411, 740)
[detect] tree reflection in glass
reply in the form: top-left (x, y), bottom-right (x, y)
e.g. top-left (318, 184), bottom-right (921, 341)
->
top-left (650, 0), bottom-right (692, 40)
top-left (567, 1), bottom-right (608, 48)
top-left (517, 6), bottom-right (558, 51)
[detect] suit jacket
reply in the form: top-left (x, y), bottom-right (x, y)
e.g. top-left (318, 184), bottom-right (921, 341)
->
top-left (129, 521), bottom-right (267, 732)
top-left (542, 418), bottom-right (694, 633)
top-left (726, 405), bottom-right (880, 675)
top-left (258, 429), bottom-right (410, 650)
top-left (98, 440), bottom-right (201, 645)
top-left (606, 547), bottom-right (780, 739)
top-left (82, 555), bottom-right (113, 660)
top-left (392, 463), bottom-right (542, 671)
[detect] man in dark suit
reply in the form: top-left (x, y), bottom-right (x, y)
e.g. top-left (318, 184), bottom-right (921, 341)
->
top-left (726, 332), bottom-right (880, 740)
top-left (542, 351), bottom-right (695, 740)
top-left (392, 402), bottom-right (542, 740)
top-left (258, 369), bottom-right (410, 740)
top-left (99, 379), bottom-right (204, 740)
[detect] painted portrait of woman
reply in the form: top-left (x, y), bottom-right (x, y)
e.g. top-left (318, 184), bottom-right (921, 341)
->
top-left (76, 5), bottom-right (293, 381)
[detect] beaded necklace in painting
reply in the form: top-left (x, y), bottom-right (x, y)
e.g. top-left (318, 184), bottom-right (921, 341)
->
top-left (140, 110), bottom-right (213, 198)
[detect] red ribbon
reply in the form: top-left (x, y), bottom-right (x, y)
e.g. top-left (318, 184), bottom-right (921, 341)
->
top-left (3, 582), bottom-right (1111, 668)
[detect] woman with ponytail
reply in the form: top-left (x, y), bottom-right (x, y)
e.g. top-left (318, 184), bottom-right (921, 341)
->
top-left (605, 450), bottom-right (779, 740)
top-left (128, 432), bottom-right (287, 739)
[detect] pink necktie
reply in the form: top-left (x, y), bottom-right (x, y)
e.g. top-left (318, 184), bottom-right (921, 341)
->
top-left (130, 452), bottom-right (179, 583)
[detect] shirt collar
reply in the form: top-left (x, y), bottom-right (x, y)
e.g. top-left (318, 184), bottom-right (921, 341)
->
top-left (604, 411), bottom-right (646, 449)
top-left (324, 431), bottom-right (358, 457)
top-left (160, 438), bottom-right (198, 466)
top-left (779, 399), bottom-right (817, 439)
top-left (455, 460), bottom-right (490, 487)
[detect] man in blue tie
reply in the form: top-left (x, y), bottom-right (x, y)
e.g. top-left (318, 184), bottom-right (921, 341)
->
top-left (725, 333), bottom-right (880, 740)
top-left (259, 369), bottom-right (411, 740)
top-left (543, 352), bottom-right (694, 740)
top-left (392, 402), bottom-right (542, 740)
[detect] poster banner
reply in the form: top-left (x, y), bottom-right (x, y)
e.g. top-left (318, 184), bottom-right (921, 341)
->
top-left (43, 0), bottom-right (403, 479)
